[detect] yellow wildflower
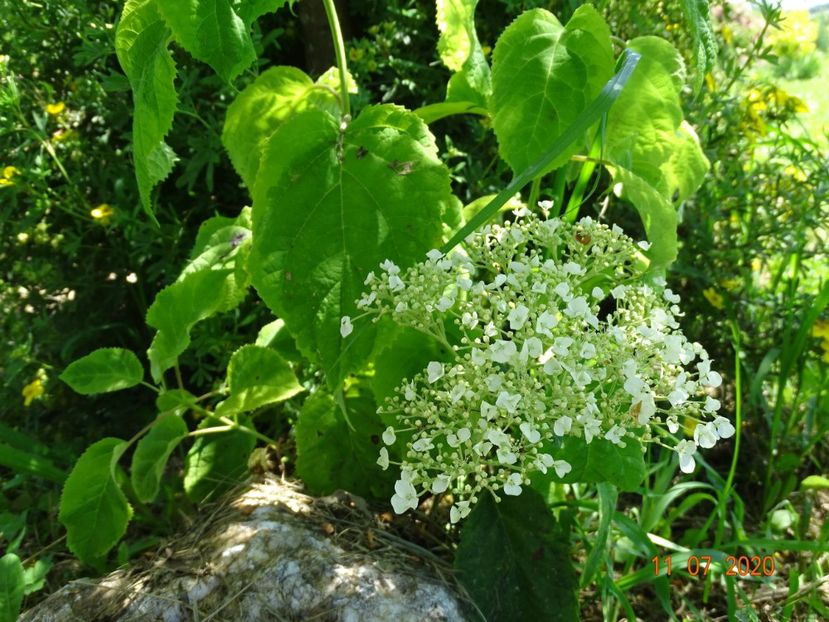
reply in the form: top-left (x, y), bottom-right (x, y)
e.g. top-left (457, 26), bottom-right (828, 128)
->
top-left (22, 378), bottom-right (45, 407)
top-left (720, 278), bottom-right (741, 291)
top-left (721, 24), bottom-right (733, 45)
top-left (90, 203), bottom-right (114, 222)
top-left (1, 165), bottom-right (20, 186)
top-left (751, 257), bottom-right (763, 272)
top-left (704, 73), bottom-right (716, 92)
top-left (812, 320), bottom-right (829, 340)
top-left (703, 288), bottom-right (725, 310)
top-left (46, 101), bottom-right (66, 116)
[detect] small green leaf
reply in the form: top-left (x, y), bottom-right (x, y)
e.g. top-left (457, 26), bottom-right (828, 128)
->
top-left (490, 6), bottom-right (614, 174)
top-left (681, 0), bottom-right (717, 92)
top-left (0, 554), bottom-right (24, 622)
top-left (147, 268), bottom-right (243, 382)
top-left (116, 0), bottom-right (178, 217)
top-left (60, 348), bottom-right (144, 395)
top-left (455, 489), bottom-right (578, 622)
top-left (604, 37), bottom-right (709, 270)
top-left (158, 0), bottom-right (292, 81)
top-left (222, 66), bottom-right (339, 189)
top-left (316, 66), bottom-right (358, 95)
top-left (22, 558), bottom-right (52, 596)
top-left (250, 104), bottom-right (455, 385)
top-left (801, 475), bottom-right (829, 490)
top-left (215, 345), bottom-right (303, 416)
top-left (556, 436), bottom-right (646, 491)
top-left (184, 417), bottom-right (255, 502)
top-left (131, 413), bottom-right (189, 503)
top-left (156, 388), bottom-right (197, 414)
top-left (59, 438), bottom-right (132, 563)
top-left (295, 391), bottom-right (393, 498)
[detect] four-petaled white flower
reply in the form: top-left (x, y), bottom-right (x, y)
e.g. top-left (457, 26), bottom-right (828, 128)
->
top-left (554, 416), bottom-right (572, 437)
top-left (427, 361), bottom-right (444, 383)
top-left (693, 422), bottom-right (718, 448)
top-left (713, 416), bottom-right (735, 439)
top-left (377, 447), bottom-right (389, 470)
top-left (391, 470), bottom-right (418, 514)
top-left (553, 459), bottom-right (572, 478)
top-left (503, 473), bottom-right (523, 496)
top-left (676, 440), bottom-right (697, 473)
top-left (489, 340), bottom-right (518, 364)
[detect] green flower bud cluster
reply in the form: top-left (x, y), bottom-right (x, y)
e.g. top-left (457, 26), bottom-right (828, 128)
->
top-left (342, 214), bottom-right (733, 523)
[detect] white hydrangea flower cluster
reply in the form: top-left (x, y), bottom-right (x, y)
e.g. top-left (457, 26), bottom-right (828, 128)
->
top-left (341, 214), bottom-right (734, 523)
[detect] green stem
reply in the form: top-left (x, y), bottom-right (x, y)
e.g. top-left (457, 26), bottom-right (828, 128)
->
top-left (564, 136), bottom-right (602, 220)
top-left (551, 167), bottom-right (567, 218)
top-left (322, 0), bottom-right (350, 118)
top-left (216, 415), bottom-right (279, 446)
top-left (527, 176), bottom-right (541, 210)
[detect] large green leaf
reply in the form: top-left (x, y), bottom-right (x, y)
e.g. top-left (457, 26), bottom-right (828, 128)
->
top-left (59, 438), bottom-right (132, 563)
top-left (0, 554), bottom-right (24, 622)
top-left (222, 66), bottom-right (339, 189)
top-left (249, 104), bottom-right (455, 385)
top-left (131, 413), bottom-right (189, 503)
top-left (214, 345), bottom-right (304, 417)
top-left (455, 489), bottom-right (578, 622)
top-left (436, 0), bottom-right (491, 109)
top-left (295, 391), bottom-right (393, 498)
top-left (158, 0), bottom-right (292, 82)
top-left (490, 6), bottom-right (614, 174)
top-left (116, 0), bottom-right (178, 217)
top-left (604, 37), bottom-right (709, 270)
top-left (60, 348), bottom-right (144, 395)
top-left (183, 416), bottom-right (255, 502)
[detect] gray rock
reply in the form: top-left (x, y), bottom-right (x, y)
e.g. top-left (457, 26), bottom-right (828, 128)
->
top-left (21, 478), bottom-right (471, 621)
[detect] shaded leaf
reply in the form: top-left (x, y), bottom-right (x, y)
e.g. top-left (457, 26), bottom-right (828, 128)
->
top-left (455, 489), bottom-right (578, 622)
top-left (59, 438), bottom-right (132, 563)
top-left (183, 416), bottom-right (255, 502)
top-left (60, 348), bottom-right (144, 395)
top-left (295, 391), bottom-right (393, 498)
top-left (249, 104), bottom-right (455, 385)
top-left (0, 554), bottom-right (24, 622)
top-left (131, 413), bottom-right (189, 502)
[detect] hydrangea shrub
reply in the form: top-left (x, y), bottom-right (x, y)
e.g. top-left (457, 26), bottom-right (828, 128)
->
top-left (344, 212), bottom-right (734, 522)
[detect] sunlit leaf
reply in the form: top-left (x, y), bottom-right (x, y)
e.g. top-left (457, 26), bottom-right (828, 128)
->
top-left (249, 104), bottom-right (455, 385)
